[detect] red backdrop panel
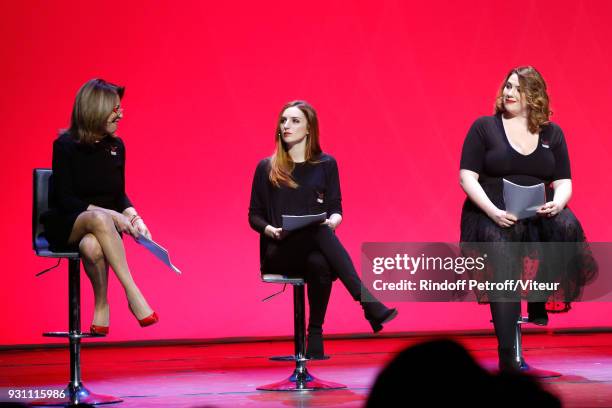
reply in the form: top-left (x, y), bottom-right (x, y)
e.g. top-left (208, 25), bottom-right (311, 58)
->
top-left (1, 0), bottom-right (611, 345)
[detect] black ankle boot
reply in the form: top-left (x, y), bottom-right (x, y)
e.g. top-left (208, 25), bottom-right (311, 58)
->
top-left (306, 327), bottom-right (325, 360)
top-left (498, 347), bottom-right (523, 372)
top-left (361, 301), bottom-right (398, 333)
top-left (527, 302), bottom-right (549, 326)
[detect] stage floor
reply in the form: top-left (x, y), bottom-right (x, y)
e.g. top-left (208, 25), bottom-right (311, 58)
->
top-left (2, 332), bottom-right (612, 407)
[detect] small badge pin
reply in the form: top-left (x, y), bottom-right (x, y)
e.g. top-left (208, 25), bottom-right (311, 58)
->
top-left (317, 192), bottom-right (324, 204)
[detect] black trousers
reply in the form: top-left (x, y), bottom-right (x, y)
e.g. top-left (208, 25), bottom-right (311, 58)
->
top-left (261, 225), bottom-right (365, 331)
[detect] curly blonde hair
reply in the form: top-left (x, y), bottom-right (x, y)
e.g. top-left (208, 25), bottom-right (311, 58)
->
top-left (495, 66), bottom-right (551, 133)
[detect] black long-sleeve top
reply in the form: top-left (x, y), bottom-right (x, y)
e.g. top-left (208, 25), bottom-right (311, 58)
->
top-left (50, 132), bottom-right (133, 214)
top-left (248, 153), bottom-right (343, 234)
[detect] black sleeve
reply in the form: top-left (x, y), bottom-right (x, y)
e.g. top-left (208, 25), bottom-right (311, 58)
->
top-left (325, 156), bottom-right (342, 216)
top-left (248, 159), bottom-right (270, 233)
top-left (550, 125), bottom-right (571, 180)
top-left (460, 119), bottom-right (486, 174)
top-left (116, 138), bottom-right (133, 212)
top-left (52, 138), bottom-right (89, 214)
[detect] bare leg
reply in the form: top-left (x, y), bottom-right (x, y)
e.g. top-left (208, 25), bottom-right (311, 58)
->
top-left (68, 210), bottom-right (153, 319)
top-left (79, 234), bottom-right (110, 326)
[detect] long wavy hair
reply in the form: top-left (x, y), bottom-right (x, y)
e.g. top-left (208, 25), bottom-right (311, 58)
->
top-left (269, 100), bottom-right (322, 188)
top-left (68, 78), bottom-right (125, 144)
top-left (494, 66), bottom-right (551, 133)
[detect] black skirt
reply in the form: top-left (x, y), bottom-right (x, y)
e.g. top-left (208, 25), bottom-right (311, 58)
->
top-left (460, 179), bottom-right (597, 312)
top-left (41, 208), bottom-right (82, 251)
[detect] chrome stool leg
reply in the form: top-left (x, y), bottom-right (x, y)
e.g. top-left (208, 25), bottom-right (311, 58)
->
top-left (258, 283), bottom-right (346, 391)
top-left (32, 259), bottom-right (122, 406)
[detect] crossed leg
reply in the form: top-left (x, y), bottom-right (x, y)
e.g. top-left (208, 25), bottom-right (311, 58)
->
top-left (68, 210), bottom-right (154, 321)
top-left (79, 233), bottom-right (110, 326)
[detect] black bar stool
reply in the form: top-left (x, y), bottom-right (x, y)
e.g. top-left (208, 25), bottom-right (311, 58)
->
top-left (32, 168), bottom-right (122, 406)
top-left (257, 274), bottom-right (346, 391)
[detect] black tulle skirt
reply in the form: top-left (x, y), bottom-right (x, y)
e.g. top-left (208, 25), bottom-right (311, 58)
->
top-left (460, 179), bottom-right (597, 312)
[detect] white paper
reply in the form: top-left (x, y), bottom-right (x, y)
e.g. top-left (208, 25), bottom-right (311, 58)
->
top-left (282, 213), bottom-right (327, 232)
top-left (135, 235), bottom-right (182, 275)
top-left (503, 178), bottom-right (546, 220)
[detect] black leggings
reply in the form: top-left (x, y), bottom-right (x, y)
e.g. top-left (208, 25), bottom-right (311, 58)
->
top-left (262, 225), bottom-right (365, 329)
top-left (490, 302), bottom-right (521, 352)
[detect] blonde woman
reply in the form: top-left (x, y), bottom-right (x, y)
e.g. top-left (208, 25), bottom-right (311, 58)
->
top-left (43, 79), bottom-right (158, 334)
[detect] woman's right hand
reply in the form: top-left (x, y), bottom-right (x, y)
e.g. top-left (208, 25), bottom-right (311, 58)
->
top-left (487, 208), bottom-right (517, 228)
top-left (112, 212), bottom-right (138, 236)
top-left (264, 225), bottom-right (283, 240)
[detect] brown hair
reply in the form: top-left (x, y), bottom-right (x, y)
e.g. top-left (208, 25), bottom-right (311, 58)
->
top-left (68, 78), bottom-right (125, 144)
top-left (494, 66), bottom-right (551, 133)
top-left (269, 100), bottom-right (322, 188)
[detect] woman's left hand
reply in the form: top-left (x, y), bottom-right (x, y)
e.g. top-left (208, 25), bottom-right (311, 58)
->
top-left (537, 201), bottom-right (563, 218)
top-left (323, 218), bottom-right (339, 230)
top-left (134, 219), bottom-right (152, 240)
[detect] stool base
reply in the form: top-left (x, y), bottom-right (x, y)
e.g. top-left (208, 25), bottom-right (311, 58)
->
top-left (31, 383), bottom-right (122, 406)
top-left (257, 367), bottom-right (346, 391)
top-left (520, 363), bottom-right (562, 378)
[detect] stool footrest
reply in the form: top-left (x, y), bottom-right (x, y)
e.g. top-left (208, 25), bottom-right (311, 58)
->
top-left (270, 355), bottom-right (331, 362)
top-left (489, 316), bottom-right (531, 325)
top-left (270, 355), bottom-right (308, 362)
top-left (43, 331), bottom-right (106, 338)
top-left (517, 317), bottom-right (530, 324)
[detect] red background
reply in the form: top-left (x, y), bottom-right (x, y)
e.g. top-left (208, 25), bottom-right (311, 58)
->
top-left (2, 0), bottom-right (611, 345)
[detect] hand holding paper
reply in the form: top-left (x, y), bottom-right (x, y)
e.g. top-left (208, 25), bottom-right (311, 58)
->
top-left (282, 213), bottom-right (327, 232)
top-left (537, 201), bottom-right (563, 218)
top-left (503, 178), bottom-right (546, 220)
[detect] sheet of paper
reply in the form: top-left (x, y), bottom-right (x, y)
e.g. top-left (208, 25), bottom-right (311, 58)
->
top-left (282, 213), bottom-right (327, 232)
top-left (135, 235), bottom-right (182, 275)
top-left (503, 178), bottom-right (546, 220)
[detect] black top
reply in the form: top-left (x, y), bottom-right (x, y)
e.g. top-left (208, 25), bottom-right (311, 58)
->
top-left (50, 132), bottom-right (133, 215)
top-left (458, 115), bottom-right (591, 312)
top-left (460, 114), bottom-right (571, 184)
top-left (248, 153), bottom-right (342, 234)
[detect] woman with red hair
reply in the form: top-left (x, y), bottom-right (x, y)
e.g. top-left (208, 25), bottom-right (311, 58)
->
top-left (249, 100), bottom-right (398, 359)
top-left (459, 67), bottom-right (594, 371)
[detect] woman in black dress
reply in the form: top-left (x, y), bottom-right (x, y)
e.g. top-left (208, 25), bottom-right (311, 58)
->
top-left (249, 100), bottom-right (398, 358)
top-left (43, 79), bottom-right (158, 334)
top-left (459, 66), bottom-right (594, 370)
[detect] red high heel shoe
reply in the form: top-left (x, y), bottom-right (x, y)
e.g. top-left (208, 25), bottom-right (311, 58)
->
top-left (137, 311), bottom-right (159, 327)
top-left (90, 324), bottom-right (109, 335)
top-left (129, 304), bottom-right (159, 327)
